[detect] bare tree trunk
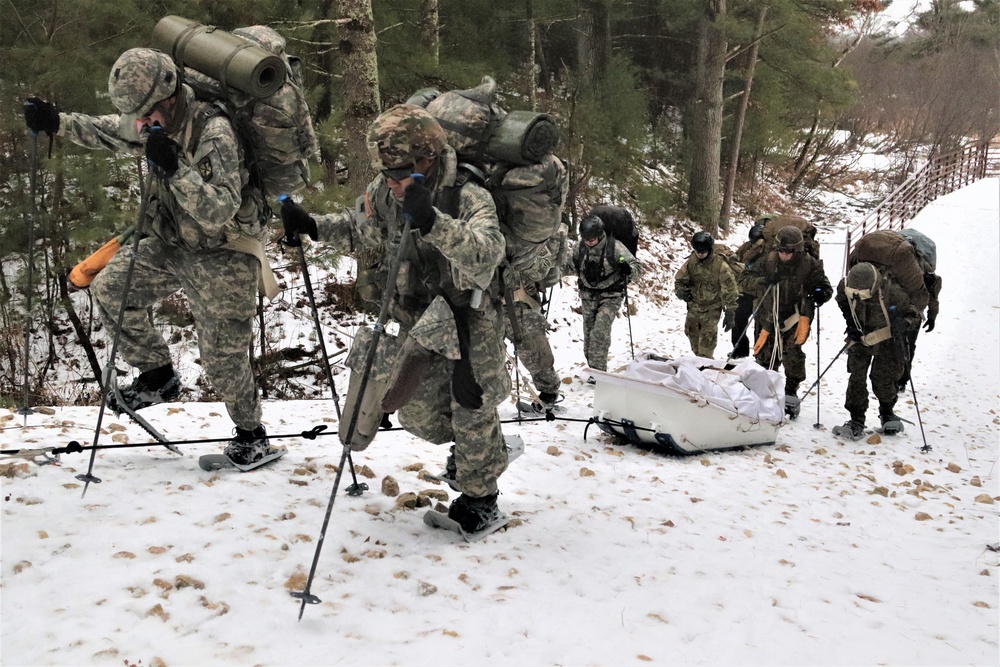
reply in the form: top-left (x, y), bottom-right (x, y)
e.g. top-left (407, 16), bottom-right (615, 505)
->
top-left (526, 0), bottom-right (537, 110)
top-left (339, 0), bottom-right (382, 194)
top-left (687, 0), bottom-right (728, 236)
top-left (720, 7), bottom-right (766, 234)
top-left (419, 0), bottom-right (440, 68)
top-left (578, 0), bottom-right (611, 88)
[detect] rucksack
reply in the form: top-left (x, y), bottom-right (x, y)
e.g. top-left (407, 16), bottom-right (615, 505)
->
top-left (588, 205), bottom-right (639, 257)
top-left (152, 16), bottom-right (319, 199)
top-left (898, 228), bottom-right (937, 274)
top-left (712, 244), bottom-right (745, 280)
top-left (847, 230), bottom-right (929, 312)
top-left (762, 215), bottom-right (820, 259)
top-left (408, 78), bottom-right (568, 289)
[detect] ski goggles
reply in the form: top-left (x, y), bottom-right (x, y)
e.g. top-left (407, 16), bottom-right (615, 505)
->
top-left (381, 164), bottom-right (415, 182)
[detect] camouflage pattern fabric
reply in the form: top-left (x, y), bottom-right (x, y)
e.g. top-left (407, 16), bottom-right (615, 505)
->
top-left (835, 275), bottom-right (920, 424)
top-left (568, 235), bottom-right (641, 291)
top-left (312, 145), bottom-right (510, 497)
top-left (899, 273), bottom-right (942, 388)
top-left (753, 327), bottom-right (807, 394)
top-left (92, 238), bottom-right (261, 429)
top-left (505, 297), bottom-right (560, 395)
top-left (60, 78), bottom-right (264, 435)
top-left (580, 290), bottom-right (625, 372)
top-left (674, 252), bottom-right (738, 358)
top-left (366, 104), bottom-right (447, 171)
top-left (107, 48), bottom-right (177, 116)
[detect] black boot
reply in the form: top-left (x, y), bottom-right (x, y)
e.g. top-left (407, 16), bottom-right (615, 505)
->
top-left (448, 492), bottom-right (501, 534)
top-left (224, 425), bottom-right (269, 465)
top-left (108, 364), bottom-right (180, 413)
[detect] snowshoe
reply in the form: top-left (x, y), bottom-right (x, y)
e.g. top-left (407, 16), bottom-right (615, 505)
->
top-left (832, 420), bottom-right (866, 441)
top-left (107, 373), bottom-right (180, 415)
top-left (422, 506), bottom-right (510, 542)
top-left (515, 391), bottom-right (564, 415)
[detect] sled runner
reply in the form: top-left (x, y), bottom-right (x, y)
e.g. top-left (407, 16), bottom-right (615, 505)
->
top-left (590, 354), bottom-right (784, 454)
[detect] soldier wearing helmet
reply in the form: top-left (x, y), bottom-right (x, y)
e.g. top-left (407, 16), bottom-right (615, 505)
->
top-left (746, 220), bottom-right (833, 419)
top-left (566, 214), bottom-right (642, 383)
top-left (673, 231), bottom-right (739, 358)
top-left (280, 104), bottom-right (512, 535)
top-left (833, 262), bottom-right (920, 440)
top-left (23, 47), bottom-right (272, 467)
top-left (730, 222), bottom-right (768, 357)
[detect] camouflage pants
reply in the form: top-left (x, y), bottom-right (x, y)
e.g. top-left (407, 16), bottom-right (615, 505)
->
top-left (844, 339), bottom-right (903, 424)
top-left (398, 301), bottom-right (510, 497)
top-left (730, 293), bottom-right (754, 358)
top-left (684, 305), bottom-right (723, 358)
top-left (91, 237), bottom-right (262, 429)
top-left (505, 301), bottom-right (560, 395)
top-left (754, 327), bottom-right (807, 395)
top-left (580, 290), bottom-right (625, 372)
top-left (897, 328), bottom-right (921, 388)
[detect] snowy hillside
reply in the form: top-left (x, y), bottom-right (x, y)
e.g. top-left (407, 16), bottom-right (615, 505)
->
top-left (1, 179), bottom-right (998, 667)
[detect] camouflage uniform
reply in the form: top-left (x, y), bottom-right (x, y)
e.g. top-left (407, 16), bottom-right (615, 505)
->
top-left (312, 117), bottom-right (509, 498)
top-left (745, 249), bottom-right (832, 395)
top-left (835, 267), bottom-right (921, 426)
top-left (674, 253), bottom-right (738, 358)
top-left (731, 238), bottom-right (766, 357)
top-left (58, 80), bottom-right (265, 431)
top-left (568, 235), bottom-right (642, 372)
top-left (504, 283), bottom-right (561, 397)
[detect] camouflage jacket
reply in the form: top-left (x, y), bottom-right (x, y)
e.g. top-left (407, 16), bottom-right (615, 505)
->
top-left (59, 85), bottom-right (262, 250)
top-left (312, 146), bottom-right (506, 328)
top-left (674, 252), bottom-right (738, 312)
top-left (745, 250), bottom-right (833, 333)
top-left (568, 236), bottom-right (641, 292)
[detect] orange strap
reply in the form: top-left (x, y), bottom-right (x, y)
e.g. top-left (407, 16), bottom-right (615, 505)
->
top-left (68, 237), bottom-right (122, 289)
top-left (753, 329), bottom-right (769, 355)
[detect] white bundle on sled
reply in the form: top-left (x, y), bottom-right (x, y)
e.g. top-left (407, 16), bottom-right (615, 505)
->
top-left (590, 354), bottom-right (785, 454)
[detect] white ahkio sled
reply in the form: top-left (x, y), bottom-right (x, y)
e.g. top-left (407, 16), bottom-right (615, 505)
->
top-left (588, 354), bottom-right (786, 455)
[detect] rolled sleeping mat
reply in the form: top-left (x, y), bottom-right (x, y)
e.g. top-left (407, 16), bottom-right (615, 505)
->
top-left (487, 111), bottom-right (559, 166)
top-left (152, 15), bottom-right (285, 98)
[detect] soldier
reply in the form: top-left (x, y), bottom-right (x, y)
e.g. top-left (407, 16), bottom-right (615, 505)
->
top-left (748, 226), bottom-right (833, 418)
top-left (23, 48), bottom-right (271, 466)
top-left (279, 104), bottom-right (510, 535)
top-left (731, 222), bottom-right (765, 357)
top-left (832, 262), bottom-right (921, 440)
top-left (504, 280), bottom-right (563, 411)
top-left (567, 215), bottom-right (642, 383)
top-left (674, 231), bottom-right (739, 359)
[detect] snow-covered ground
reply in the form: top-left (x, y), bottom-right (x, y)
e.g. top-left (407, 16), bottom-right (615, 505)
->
top-left (2, 179), bottom-right (997, 667)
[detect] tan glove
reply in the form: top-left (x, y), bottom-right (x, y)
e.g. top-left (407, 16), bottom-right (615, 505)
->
top-left (753, 330), bottom-right (769, 355)
top-left (793, 315), bottom-right (811, 346)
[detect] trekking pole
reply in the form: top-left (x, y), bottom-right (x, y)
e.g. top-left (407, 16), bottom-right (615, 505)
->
top-left (898, 334), bottom-right (931, 452)
top-left (800, 339), bottom-right (850, 401)
top-left (77, 162), bottom-right (157, 497)
top-left (291, 178), bottom-right (421, 621)
top-left (17, 133), bottom-right (39, 421)
top-left (622, 278), bottom-right (635, 359)
top-left (283, 206), bottom-right (365, 496)
top-left (813, 305), bottom-right (823, 430)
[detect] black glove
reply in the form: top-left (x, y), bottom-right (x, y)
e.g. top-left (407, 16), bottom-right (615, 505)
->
top-left (676, 286), bottom-right (693, 302)
top-left (145, 129), bottom-right (180, 177)
top-left (722, 310), bottom-right (735, 332)
top-left (764, 273), bottom-right (781, 286)
top-left (450, 302), bottom-right (484, 410)
top-left (403, 179), bottom-right (436, 234)
top-left (813, 286), bottom-right (831, 307)
top-left (279, 197), bottom-right (318, 246)
top-left (923, 317), bottom-right (935, 332)
top-left (845, 326), bottom-right (862, 342)
top-left (24, 97), bottom-right (60, 136)
top-left (618, 260), bottom-right (632, 278)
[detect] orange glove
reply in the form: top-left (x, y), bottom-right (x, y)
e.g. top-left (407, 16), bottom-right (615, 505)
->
top-left (793, 315), bottom-right (811, 346)
top-left (753, 330), bottom-right (769, 355)
top-left (67, 235), bottom-right (123, 290)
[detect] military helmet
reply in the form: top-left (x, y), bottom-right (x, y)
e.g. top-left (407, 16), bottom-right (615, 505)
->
top-left (749, 223), bottom-right (764, 243)
top-left (845, 262), bottom-right (880, 301)
top-left (579, 215), bottom-right (604, 241)
top-left (776, 226), bottom-right (804, 252)
top-left (366, 104), bottom-right (447, 171)
top-left (108, 48), bottom-right (179, 116)
top-left (692, 231), bottom-right (714, 254)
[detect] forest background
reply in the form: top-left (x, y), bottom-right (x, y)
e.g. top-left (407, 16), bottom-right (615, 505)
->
top-left (0, 0), bottom-right (998, 407)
